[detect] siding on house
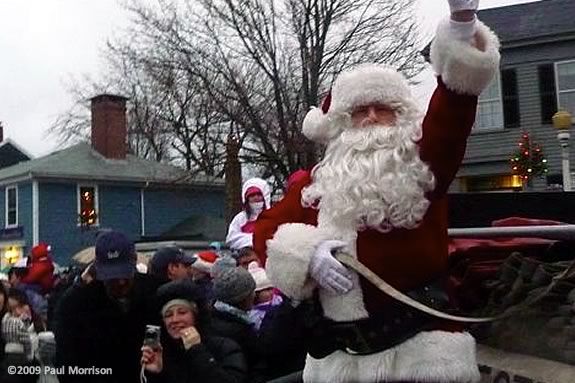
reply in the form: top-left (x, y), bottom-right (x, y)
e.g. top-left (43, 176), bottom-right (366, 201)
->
top-left (36, 182), bottom-right (225, 266)
top-left (143, 188), bottom-right (225, 237)
top-left (458, 32), bottom-right (575, 191)
top-left (18, 183), bottom-right (33, 253)
top-left (99, 185), bottom-right (142, 240)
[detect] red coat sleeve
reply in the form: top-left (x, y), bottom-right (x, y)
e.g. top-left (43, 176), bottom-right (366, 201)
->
top-left (419, 77), bottom-right (478, 198)
top-left (253, 171), bottom-right (318, 265)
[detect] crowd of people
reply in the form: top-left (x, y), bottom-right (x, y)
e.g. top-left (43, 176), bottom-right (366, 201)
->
top-left (0, 178), bottom-right (308, 383)
top-left (1, 1), bottom-right (501, 382)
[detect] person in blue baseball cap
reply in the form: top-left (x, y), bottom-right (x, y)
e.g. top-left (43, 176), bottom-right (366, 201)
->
top-left (94, 230), bottom-right (138, 302)
top-left (55, 230), bottom-right (161, 383)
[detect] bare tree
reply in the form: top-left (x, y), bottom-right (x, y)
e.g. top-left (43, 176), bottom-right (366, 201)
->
top-left (176, 0), bottom-right (425, 186)
top-left (50, 0), bottom-right (425, 190)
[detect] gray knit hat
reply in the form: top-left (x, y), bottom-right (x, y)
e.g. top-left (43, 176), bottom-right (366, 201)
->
top-left (213, 266), bottom-right (256, 305)
top-left (210, 255), bottom-right (237, 278)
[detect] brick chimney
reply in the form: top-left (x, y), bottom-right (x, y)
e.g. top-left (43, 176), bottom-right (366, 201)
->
top-left (90, 94), bottom-right (128, 159)
top-left (0, 121), bottom-right (4, 142)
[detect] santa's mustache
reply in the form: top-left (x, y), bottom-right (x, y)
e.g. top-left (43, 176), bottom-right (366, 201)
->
top-left (302, 118), bottom-right (435, 232)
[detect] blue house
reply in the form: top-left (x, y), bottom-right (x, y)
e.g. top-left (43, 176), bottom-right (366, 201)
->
top-left (0, 95), bottom-right (225, 269)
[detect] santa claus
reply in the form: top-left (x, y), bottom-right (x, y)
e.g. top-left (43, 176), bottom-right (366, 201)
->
top-left (253, 1), bottom-right (500, 382)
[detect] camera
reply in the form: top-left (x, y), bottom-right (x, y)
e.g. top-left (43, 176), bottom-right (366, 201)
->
top-left (143, 325), bottom-right (161, 349)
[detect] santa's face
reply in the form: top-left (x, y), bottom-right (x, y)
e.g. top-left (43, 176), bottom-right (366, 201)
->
top-left (350, 103), bottom-right (397, 128)
top-left (301, 100), bottom-right (435, 232)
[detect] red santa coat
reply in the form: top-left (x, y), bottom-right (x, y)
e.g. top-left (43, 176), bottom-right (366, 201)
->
top-left (253, 18), bottom-right (501, 383)
top-left (254, 77), bottom-right (477, 314)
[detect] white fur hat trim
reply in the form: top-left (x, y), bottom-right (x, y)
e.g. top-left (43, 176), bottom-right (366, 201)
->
top-left (302, 63), bottom-right (412, 143)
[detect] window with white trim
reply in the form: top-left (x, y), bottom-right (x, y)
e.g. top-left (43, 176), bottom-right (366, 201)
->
top-left (77, 185), bottom-right (99, 226)
top-left (475, 73), bottom-right (504, 131)
top-left (556, 61), bottom-right (575, 116)
top-left (5, 186), bottom-right (18, 228)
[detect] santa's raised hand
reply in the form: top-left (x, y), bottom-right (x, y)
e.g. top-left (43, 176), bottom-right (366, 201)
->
top-left (448, 0), bottom-right (482, 47)
top-left (448, 0), bottom-right (479, 13)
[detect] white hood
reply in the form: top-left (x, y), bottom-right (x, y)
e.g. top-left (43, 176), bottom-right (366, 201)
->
top-left (241, 177), bottom-right (271, 207)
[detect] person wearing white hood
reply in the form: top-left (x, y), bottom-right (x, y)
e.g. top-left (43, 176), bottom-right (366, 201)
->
top-left (226, 178), bottom-right (271, 251)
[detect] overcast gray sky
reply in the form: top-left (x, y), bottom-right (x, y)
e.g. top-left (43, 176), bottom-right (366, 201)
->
top-left (0, 0), bottom-right (540, 157)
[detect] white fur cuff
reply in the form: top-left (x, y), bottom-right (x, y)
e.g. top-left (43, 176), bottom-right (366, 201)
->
top-left (265, 223), bottom-right (328, 300)
top-left (430, 18), bottom-right (500, 96)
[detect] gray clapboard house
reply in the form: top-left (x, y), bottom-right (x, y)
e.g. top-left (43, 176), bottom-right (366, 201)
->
top-left (446, 0), bottom-right (575, 192)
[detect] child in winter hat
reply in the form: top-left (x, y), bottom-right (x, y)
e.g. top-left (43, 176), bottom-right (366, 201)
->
top-left (212, 266), bottom-right (256, 328)
top-left (247, 262), bottom-right (283, 330)
top-left (213, 266), bottom-right (256, 307)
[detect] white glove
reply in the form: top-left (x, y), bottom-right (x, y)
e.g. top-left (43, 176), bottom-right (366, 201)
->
top-left (309, 240), bottom-right (354, 295)
top-left (448, 0), bottom-right (479, 42)
top-left (448, 0), bottom-right (479, 13)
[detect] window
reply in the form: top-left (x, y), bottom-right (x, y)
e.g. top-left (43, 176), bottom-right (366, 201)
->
top-left (556, 60), bottom-right (575, 117)
top-left (501, 69), bottom-right (520, 128)
top-left (475, 73), bottom-right (504, 131)
top-left (78, 185), bottom-right (98, 226)
top-left (5, 186), bottom-right (17, 228)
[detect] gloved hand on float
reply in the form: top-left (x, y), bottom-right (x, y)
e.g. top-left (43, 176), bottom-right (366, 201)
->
top-left (309, 240), bottom-right (354, 295)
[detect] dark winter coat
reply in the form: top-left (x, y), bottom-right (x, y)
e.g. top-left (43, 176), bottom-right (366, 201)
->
top-left (54, 273), bottom-right (161, 383)
top-left (258, 298), bottom-right (307, 380)
top-left (147, 335), bottom-right (247, 383)
top-left (210, 309), bottom-right (266, 383)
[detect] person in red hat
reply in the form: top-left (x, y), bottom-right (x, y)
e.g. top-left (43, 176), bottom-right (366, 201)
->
top-left (20, 243), bottom-right (54, 294)
top-left (254, 1), bottom-right (500, 382)
top-left (226, 178), bottom-right (271, 251)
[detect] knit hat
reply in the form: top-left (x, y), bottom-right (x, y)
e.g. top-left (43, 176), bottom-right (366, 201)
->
top-left (156, 279), bottom-right (204, 309)
top-left (210, 255), bottom-right (237, 279)
top-left (302, 63), bottom-right (412, 143)
top-left (31, 243), bottom-right (51, 262)
top-left (155, 280), bottom-right (207, 328)
top-left (191, 251), bottom-right (218, 274)
top-left (244, 186), bottom-right (262, 199)
top-left (247, 261), bottom-right (273, 292)
top-left (213, 266), bottom-right (256, 305)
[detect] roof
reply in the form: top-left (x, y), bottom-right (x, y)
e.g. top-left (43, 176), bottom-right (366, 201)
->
top-left (0, 139), bottom-right (32, 169)
top-left (0, 142), bottom-right (224, 187)
top-left (477, 0), bottom-right (575, 43)
top-left (144, 214), bottom-right (227, 242)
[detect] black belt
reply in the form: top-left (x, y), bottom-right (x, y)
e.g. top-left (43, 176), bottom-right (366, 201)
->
top-left (307, 283), bottom-right (451, 358)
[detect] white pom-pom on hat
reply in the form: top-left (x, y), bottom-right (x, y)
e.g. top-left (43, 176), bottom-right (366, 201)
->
top-left (302, 106), bottom-right (335, 144)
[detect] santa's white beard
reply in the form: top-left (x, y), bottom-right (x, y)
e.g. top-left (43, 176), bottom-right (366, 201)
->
top-left (302, 112), bottom-right (435, 232)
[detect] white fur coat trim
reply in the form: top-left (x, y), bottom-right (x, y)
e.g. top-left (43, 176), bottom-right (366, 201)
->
top-left (430, 18), bottom-right (500, 96)
top-left (303, 331), bottom-right (480, 383)
top-left (265, 222), bottom-right (370, 320)
top-left (265, 223), bottom-right (326, 301)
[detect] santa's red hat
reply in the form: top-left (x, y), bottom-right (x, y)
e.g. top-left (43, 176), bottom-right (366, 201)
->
top-left (302, 63), bottom-right (413, 143)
